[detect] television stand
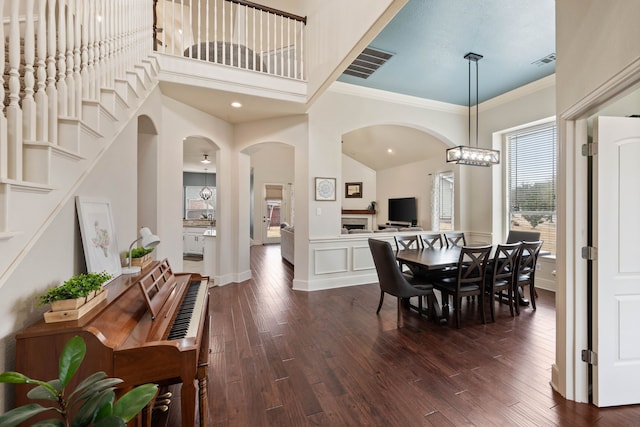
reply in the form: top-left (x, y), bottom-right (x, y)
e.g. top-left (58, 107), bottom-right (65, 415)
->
top-left (378, 223), bottom-right (412, 230)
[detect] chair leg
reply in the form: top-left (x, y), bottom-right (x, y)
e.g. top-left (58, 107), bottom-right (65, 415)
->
top-left (376, 291), bottom-right (385, 314)
top-left (479, 293), bottom-right (486, 324)
top-left (455, 297), bottom-right (461, 329)
top-left (490, 291), bottom-right (496, 322)
top-left (530, 283), bottom-right (537, 310)
top-left (514, 285), bottom-right (520, 315)
top-left (507, 286), bottom-right (514, 317)
top-left (396, 298), bottom-right (401, 328)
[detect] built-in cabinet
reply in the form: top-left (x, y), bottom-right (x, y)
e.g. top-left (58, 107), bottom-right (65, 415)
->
top-left (183, 227), bottom-right (206, 255)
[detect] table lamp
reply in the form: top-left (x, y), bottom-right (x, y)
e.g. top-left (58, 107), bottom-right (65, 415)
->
top-left (122, 227), bottom-right (161, 274)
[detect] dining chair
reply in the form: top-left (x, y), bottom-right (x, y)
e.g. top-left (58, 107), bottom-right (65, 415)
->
top-left (506, 230), bottom-right (541, 244)
top-left (419, 233), bottom-right (444, 250)
top-left (394, 235), bottom-right (421, 275)
top-left (514, 240), bottom-right (544, 313)
top-left (433, 245), bottom-right (492, 328)
top-left (443, 232), bottom-right (467, 248)
top-left (394, 235), bottom-right (421, 251)
top-left (485, 242), bottom-right (521, 321)
top-left (368, 239), bottom-right (435, 328)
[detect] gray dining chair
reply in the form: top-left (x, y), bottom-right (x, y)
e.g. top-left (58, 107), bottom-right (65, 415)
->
top-left (419, 233), bottom-right (444, 250)
top-left (368, 238), bottom-right (435, 328)
top-left (506, 230), bottom-right (541, 243)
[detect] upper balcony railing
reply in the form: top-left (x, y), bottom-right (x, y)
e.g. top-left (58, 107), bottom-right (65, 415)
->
top-left (153, 0), bottom-right (307, 81)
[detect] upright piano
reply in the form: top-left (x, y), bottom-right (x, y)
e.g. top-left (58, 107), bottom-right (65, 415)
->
top-left (14, 259), bottom-right (210, 426)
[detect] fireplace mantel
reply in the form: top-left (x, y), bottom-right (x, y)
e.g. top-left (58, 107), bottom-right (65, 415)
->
top-left (341, 209), bottom-right (376, 215)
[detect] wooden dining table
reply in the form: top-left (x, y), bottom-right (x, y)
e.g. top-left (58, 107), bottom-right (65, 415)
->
top-left (395, 247), bottom-right (463, 324)
top-left (396, 246), bottom-right (531, 312)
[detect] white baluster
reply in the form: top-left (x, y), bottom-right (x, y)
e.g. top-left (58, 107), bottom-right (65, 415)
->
top-left (57, 0), bottom-right (68, 116)
top-left (7, 0), bottom-right (23, 180)
top-left (252, 7), bottom-right (256, 71)
top-left (214, 0), bottom-right (218, 63)
top-left (299, 20), bottom-right (304, 80)
top-left (23, 0), bottom-right (37, 141)
top-left (0, 0), bottom-right (7, 180)
top-left (98, 0), bottom-right (106, 88)
top-left (66, 0), bottom-right (76, 118)
top-left (80, 0), bottom-right (89, 99)
top-left (88, 0), bottom-right (96, 100)
top-left (73, 0), bottom-right (82, 118)
top-left (92, 0), bottom-right (101, 97)
top-left (108, 0), bottom-right (115, 87)
top-left (35, 0), bottom-right (48, 142)
top-left (47, 0), bottom-right (58, 144)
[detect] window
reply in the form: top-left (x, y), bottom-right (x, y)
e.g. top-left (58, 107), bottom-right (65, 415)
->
top-left (184, 186), bottom-right (216, 219)
top-left (507, 122), bottom-right (557, 254)
top-left (433, 171), bottom-right (454, 231)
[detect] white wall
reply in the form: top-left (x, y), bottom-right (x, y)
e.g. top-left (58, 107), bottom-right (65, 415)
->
top-left (377, 156), bottom-right (450, 230)
top-left (341, 154), bottom-right (376, 211)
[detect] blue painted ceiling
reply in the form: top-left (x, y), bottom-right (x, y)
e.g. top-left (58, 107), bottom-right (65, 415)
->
top-left (338, 0), bottom-right (556, 106)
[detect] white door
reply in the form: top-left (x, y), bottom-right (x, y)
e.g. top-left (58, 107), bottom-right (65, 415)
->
top-left (593, 116), bottom-right (640, 406)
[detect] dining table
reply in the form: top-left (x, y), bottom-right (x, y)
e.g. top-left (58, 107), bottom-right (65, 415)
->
top-left (395, 246), bottom-right (532, 323)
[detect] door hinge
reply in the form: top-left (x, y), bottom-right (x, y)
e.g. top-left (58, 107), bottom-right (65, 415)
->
top-left (582, 142), bottom-right (598, 156)
top-left (582, 349), bottom-right (598, 365)
top-left (581, 246), bottom-right (597, 260)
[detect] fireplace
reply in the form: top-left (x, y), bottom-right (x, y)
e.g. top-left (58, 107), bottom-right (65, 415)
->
top-left (342, 217), bottom-right (368, 230)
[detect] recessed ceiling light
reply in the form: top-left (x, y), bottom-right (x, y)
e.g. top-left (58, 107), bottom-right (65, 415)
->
top-left (387, 148), bottom-right (393, 153)
top-left (231, 101), bottom-right (242, 108)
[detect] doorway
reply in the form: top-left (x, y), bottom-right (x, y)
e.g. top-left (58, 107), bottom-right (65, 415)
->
top-left (263, 184), bottom-right (284, 244)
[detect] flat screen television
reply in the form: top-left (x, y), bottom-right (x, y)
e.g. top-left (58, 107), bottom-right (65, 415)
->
top-left (388, 197), bottom-right (417, 225)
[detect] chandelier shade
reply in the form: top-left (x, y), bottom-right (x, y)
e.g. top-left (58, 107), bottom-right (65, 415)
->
top-left (200, 168), bottom-right (212, 200)
top-left (446, 52), bottom-right (500, 167)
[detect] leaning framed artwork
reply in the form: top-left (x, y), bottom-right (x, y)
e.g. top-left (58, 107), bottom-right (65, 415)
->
top-left (76, 197), bottom-right (122, 277)
top-left (345, 182), bottom-right (363, 198)
top-left (315, 177), bottom-right (336, 201)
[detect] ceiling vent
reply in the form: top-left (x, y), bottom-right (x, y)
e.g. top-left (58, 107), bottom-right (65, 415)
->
top-left (343, 47), bottom-right (394, 79)
top-left (532, 53), bottom-right (556, 66)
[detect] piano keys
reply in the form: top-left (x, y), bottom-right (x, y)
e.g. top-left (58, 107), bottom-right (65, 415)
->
top-left (14, 259), bottom-right (210, 426)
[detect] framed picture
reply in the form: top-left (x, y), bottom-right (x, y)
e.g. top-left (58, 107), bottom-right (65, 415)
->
top-left (315, 177), bottom-right (336, 201)
top-left (345, 182), bottom-right (363, 198)
top-left (76, 197), bottom-right (122, 277)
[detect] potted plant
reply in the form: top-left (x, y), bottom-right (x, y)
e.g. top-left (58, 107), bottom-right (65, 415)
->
top-left (128, 246), bottom-right (154, 269)
top-left (0, 335), bottom-right (157, 426)
top-left (37, 272), bottom-right (113, 311)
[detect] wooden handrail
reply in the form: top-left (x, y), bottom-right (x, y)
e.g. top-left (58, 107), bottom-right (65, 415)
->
top-left (229, 0), bottom-right (307, 24)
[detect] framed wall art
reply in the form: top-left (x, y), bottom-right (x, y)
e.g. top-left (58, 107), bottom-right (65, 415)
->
top-left (315, 177), bottom-right (336, 201)
top-left (345, 182), bottom-right (363, 198)
top-left (76, 197), bottom-right (122, 277)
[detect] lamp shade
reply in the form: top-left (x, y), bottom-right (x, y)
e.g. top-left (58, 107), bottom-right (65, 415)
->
top-left (140, 227), bottom-right (160, 249)
top-left (122, 227), bottom-right (161, 275)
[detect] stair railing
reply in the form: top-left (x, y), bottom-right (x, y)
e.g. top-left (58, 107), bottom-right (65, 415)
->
top-left (154, 0), bottom-right (306, 80)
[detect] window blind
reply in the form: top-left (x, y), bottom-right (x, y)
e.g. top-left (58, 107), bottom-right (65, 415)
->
top-left (508, 123), bottom-right (557, 254)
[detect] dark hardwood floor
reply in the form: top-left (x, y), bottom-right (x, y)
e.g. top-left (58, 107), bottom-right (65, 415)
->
top-left (199, 244), bottom-right (640, 426)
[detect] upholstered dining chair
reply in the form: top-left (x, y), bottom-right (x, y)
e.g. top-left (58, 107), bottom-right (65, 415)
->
top-left (506, 230), bottom-right (541, 244)
top-left (443, 232), bottom-right (467, 248)
top-left (368, 238), bottom-right (435, 328)
top-left (514, 240), bottom-right (544, 313)
top-left (419, 233), bottom-right (444, 250)
top-left (433, 245), bottom-right (492, 328)
top-left (485, 242), bottom-right (521, 321)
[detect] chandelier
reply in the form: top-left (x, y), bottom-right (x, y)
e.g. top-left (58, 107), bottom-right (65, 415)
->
top-left (200, 168), bottom-right (212, 200)
top-left (446, 52), bottom-right (500, 167)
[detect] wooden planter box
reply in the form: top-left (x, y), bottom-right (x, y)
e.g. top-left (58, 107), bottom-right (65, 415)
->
top-left (44, 290), bottom-right (107, 323)
top-left (131, 254), bottom-right (152, 269)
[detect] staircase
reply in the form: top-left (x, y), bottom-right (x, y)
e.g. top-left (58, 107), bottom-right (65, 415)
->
top-left (0, 0), bottom-right (157, 288)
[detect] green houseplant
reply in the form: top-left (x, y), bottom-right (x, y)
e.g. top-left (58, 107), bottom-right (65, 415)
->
top-left (128, 247), bottom-right (153, 259)
top-left (37, 272), bottom-right (113, 309)
top-left (0, 335), bottom-right (157, 427)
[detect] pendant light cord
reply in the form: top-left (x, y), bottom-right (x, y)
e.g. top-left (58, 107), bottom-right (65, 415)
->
top-left (475, 58), bottom-right (479, 148)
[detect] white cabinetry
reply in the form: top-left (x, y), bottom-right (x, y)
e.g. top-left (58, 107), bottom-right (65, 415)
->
top-left (183, 227), bottom-right (205, 255)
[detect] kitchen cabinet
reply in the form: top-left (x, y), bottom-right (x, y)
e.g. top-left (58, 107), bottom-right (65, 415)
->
top-left (183, 227), bottom-right (206, 255)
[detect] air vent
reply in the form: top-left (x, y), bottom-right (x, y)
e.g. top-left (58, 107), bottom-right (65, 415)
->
top-left (343, 47), bottom-right (394, 79)
top-left (532, 53), bottom-right (556, 66)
